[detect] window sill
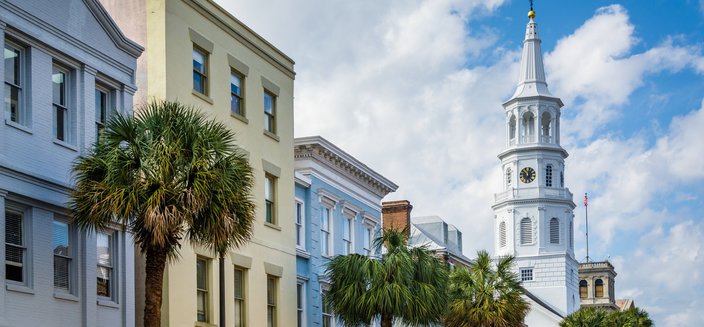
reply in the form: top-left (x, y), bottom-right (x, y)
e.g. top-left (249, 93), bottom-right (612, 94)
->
top-left (53, 139), bottom-right (78, 152)
top-left (192, 90), bottom-right (214, 105)
top-left (194, 322), bottom-right (217, 327)
top-left (5, 120), bottom-right (33, 134)
top-left (264, 222), bottom-right (281, 231)
top-left (54, 291), bottom-right (79, 302)
top-left (230, 112), bottom-right (248, 124)
top-left (263, 130), bottom-right (280, 142)
top-left (6, 283), bottom-right (34, 295)
top-left (97, 299), bottom-right (120, 308)
top-left (296, 248), bottom-right (311, 259)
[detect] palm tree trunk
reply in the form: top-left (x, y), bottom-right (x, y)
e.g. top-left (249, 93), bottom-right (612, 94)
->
top-left (381, 313), bottom-right (393, 327)
top-left (144, 247), bottom-right (168, 327)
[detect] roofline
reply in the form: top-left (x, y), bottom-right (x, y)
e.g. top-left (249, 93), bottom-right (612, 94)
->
top-left (84, 0), bottom-right (144, 58)
top-left (502, 94), bottom-right (564, 108)
top-left (294, 136), bottom-right (399, 193)
top-left (183, 0), bottom-right (295, 79)
top-left (523, 290), bottom-right (565, 318)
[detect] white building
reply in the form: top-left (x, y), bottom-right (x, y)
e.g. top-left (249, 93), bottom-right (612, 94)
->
top-left (0, 0), bottom-right (141, 326)
top-left (492, 8), bottom-right (579, 326)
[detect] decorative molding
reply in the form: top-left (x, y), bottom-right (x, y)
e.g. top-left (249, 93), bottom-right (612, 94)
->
top-left (341, 201), bottom-right (361, 218)
top-left (317, 188), bottom-right (339, 207)
top-left (82, 64), bottom-right (97, 76)
top-left (362, 213), bottom-right (378, 227)
top-left (260, 76), bottom-right (280, 96)
top-left (264, 262), bottom-right (283, 277)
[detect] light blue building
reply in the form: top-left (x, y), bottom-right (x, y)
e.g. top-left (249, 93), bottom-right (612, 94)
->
top-left (294, 136), bottom-right (398, 327)
top-left (0, 0), bottom-right (141, 325)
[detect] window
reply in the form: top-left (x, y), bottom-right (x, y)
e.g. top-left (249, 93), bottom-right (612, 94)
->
top-left (342, 216), bottom-right (352, 255)
top-left (541, 111), bottom-right (551, 142)
top-left (95, 87), bottom-right (111, 143)
top-left (5, 210), bottom-right (25, 283)
top-left (520, 217), bottom-right (532, 245)
top-left (595, 279), bottom-right (604, 298)
top-left (295, 200), bottom-right (304, 249)
top-left (545, 165), bottom-right (553, 187)
top-left (506, 168), bottom-right (512, 188)
top-left (4, 42), bottom-right (24, 124)
top-left (569, 221), bottom-right (574, 248)
top-left (52, 65), bottom-right (70, 142)
top-left (196, 258), bottom-right (209, 322)
top-left (265, 175), bottom-right (276, 224)
top-left (579, 280), bottom-right (588, 298)
top-left (53, 219), bottom-right (72, 291)
top-left (363, 226), bottom-right (372, 256)
top-left (263, 91), bottom-right (276, 134)
top-left (549, 218), bottom-right (559, 244)
top-left (560, 171), bottom-right (564, 187)
top-left (231, 70), bottom-right (244, 116)
top-left (321, 207), bottom-right (332, 256)
top-left (296, 281), bottom-right (305, 327)
top-left (508, 115), bottom-right (516, 144)
top-left (520, 268), bottom-right (533, 282)
top-left (499, 221), bottom-right (507, 248)
top-left (522, 111), bottom-right (535, 143)
top-left (97, 232), bottom-right (115, 299)
top-left (234, 267), bottom-right (245, 327)
top-left (192, 46), bottom-right (208, 94)
top-left (267, 275), bottom-right (277, 327)
top-left (322, 290), bottom-right (333, 327)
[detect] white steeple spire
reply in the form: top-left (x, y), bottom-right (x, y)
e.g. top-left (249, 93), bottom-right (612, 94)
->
top-left (510, 12), bottom-right (553, 99)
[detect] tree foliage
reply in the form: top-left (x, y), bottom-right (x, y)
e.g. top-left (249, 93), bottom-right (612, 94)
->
top-left (69, 100), bottom-right (255, 327)
top-left (444, 250), bottom-right (529, 327)
top-left (561, 306), bottom-right (653, 327)
top-left (325, 227), bottom-right (449, 327)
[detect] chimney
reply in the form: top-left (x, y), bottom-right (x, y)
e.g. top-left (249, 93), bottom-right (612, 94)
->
top-left (382, 200), bottom-right (413, 236)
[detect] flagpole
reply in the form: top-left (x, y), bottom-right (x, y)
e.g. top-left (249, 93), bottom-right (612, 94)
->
top-left (585, 193), bottom-right (590, 263)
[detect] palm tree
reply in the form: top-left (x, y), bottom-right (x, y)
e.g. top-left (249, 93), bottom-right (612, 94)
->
top-left (618, 307), bottom-right (654, 327)
top-left (325, 227), bottom-right (449, 327)
top-left (560, 307), bottom-right (608, 327)
top-left (69, 100), bottom-right (255, 327)
top-left (444, 250), bottom-right (529, 327)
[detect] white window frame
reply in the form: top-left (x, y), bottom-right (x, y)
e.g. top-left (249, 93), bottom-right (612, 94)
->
top-left (296, 279), bottom-right (306, 327)
top-left (265, 174), bottom-right (277, 225)
top-left (192, 46), bottom-right (208, 95)
top-left (342, 214), bottom-right (354, 255)
top-left (320, 205), bottom-right (333, 257)
top-left (94, 84), bottom-right (115, 144)
top-left (362, 225), bottom-right (372, 257)
top-left (4, 40), bottom-right (27, 126)
top-left (321, 287), bottom-right (335, 327)
top-left (196, 257), bottom-right (210, 323)
top-left (267, 275), bottom-right (278, 327)
top-left (295, 199), bottom-right (305, 250)
top-left (53, 217), bottom-right (75, 293)
top-left (263, 90), bottom-right (276, 134)
top-left (5, 207), bottom-right (29, 286)
top-left (234, 266), bottom-right (246, 327)
top-left (230, 69), bottom-right (245, 117)
top-left (52, 64), bottom-right (72, 143)
top-left (97, 230), bottom-right (118, 302)
top-left (520, 268), bottom-right (533, 282)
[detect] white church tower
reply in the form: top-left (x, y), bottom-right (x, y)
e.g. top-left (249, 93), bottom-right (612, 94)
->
top-left (492, 6), bottom-right (580, 318)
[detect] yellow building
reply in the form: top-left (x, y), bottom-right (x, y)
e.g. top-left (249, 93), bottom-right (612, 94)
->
top-left (99, 0), bottom-right (296, 326)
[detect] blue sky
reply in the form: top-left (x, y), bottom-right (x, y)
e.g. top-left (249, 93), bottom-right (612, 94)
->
top-left (217, 0), bottom-right (704, 324)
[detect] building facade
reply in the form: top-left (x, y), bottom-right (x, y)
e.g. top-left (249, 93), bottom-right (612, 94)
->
top-left (578, 261), bottom-right (618, 310)
top-left (99, 0), bottom-right (296, 326)
top-left (294, 136), bottom-right (397, 327)
top-left (0, 0), bottom-right (142, 326)
top-left (491, 8), bottom-right (579, 325)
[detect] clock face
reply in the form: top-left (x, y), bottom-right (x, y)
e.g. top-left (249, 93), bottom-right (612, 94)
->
top-left (520, 167), bottom-right (536, 183)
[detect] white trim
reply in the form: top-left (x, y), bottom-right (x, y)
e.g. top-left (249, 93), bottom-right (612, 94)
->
top-left (295, 198), bottom-right (305, 250)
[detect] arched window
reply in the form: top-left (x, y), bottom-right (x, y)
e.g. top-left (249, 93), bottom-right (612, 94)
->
top-left (545, 165), bottom-right (553, 187)
top-left (499, 222), bottom-right (507, 248)
top-left (550, 218), bottom-right (559, 244)
top-left (520, 218), bottom-right (532, 245)
top-left (579, 280), bottom-right (588, 299)
top-left (570, 221), bottom-right (574, 248)
top-left (595, 279), bottom-right (604, 297)
top-left (560, 171), bottom-right (564, 187)
top-left (541, 111), bottom-right (551, 142)
top-left (506, 168), bottom-right (512, 188)
top-left (509, 115), bottom-right (516, 145)
top-left (522, 111), bottom-right (535, 143)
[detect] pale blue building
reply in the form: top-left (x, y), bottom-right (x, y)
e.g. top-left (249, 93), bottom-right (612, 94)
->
top-left (294, 136), bottom-right (397, 327)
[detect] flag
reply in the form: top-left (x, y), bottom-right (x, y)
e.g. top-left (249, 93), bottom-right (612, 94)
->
top-left (583, 193), bottom-right (588, 207)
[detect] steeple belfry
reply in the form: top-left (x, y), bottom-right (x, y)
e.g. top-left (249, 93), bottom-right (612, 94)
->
top-left (510, 8), bottom-right (553, 100)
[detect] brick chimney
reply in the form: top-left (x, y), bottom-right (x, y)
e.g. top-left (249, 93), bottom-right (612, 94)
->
top-left (382, 200), bottom-right (413, 236)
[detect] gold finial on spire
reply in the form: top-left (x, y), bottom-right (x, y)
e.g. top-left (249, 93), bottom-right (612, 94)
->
top-left (528, 0), bottom-right (536, 19)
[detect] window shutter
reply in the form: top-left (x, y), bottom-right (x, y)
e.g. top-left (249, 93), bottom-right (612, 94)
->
top-left (499, 222), bottom-right (507, 247)
top-left (550, 218), bottom-right (560, 244)
top-left (520, 218), bottom-right (532, 245)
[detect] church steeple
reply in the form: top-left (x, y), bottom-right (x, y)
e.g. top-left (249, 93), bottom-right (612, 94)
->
top-left (510, 7), bottom-right (553, 100)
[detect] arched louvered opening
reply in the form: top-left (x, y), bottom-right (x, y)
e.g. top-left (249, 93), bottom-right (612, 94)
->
top-left (541, 111), bottom-right (552, 142)
top-left (560, 171), bottom-right (564, 187)
top-left (579, 280), bottom-right (588, 299)
top-left (506, 168), bottom-right (512, 188)
top-left (509, 114), bottom-right (517, 145)
top-left (499, 221), bottom-right (507, 248)
top-left (570, 221), bottom-right (574, 248)
top-left (545, 165), bottom-right (553, 187)
top-left (550, 218), bottom-right (559, 244)
top-left (595, 279), bottom-right (604, 297)
top-left (520, 218), bottom-right (532, 245)
top-left (522, 111), bottom-right (535, 143)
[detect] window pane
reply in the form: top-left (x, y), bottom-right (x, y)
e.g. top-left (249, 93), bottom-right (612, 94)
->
top-left (4, 46), bottom-right (20, 84)
top-left (97, 266), bottom-right (111, 297)
top-left (264, 93), bottom-right (273, 114)
top-left (196, 259), bottom-right (207, 289)
top-left (97, 233), bottom-right (112, 266)
top-left (52, 69), bottom-right (66, 106)
top-left (197, 291), bottom-right (207, 322)
top-left (230, 73), bottom-right (241, 95)
top-left (54, 256), bottom-right (70, 290)
top-left (192, 48), bottom-right (205, 73)
top-left (53, 221), bottom-right (69, 256)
